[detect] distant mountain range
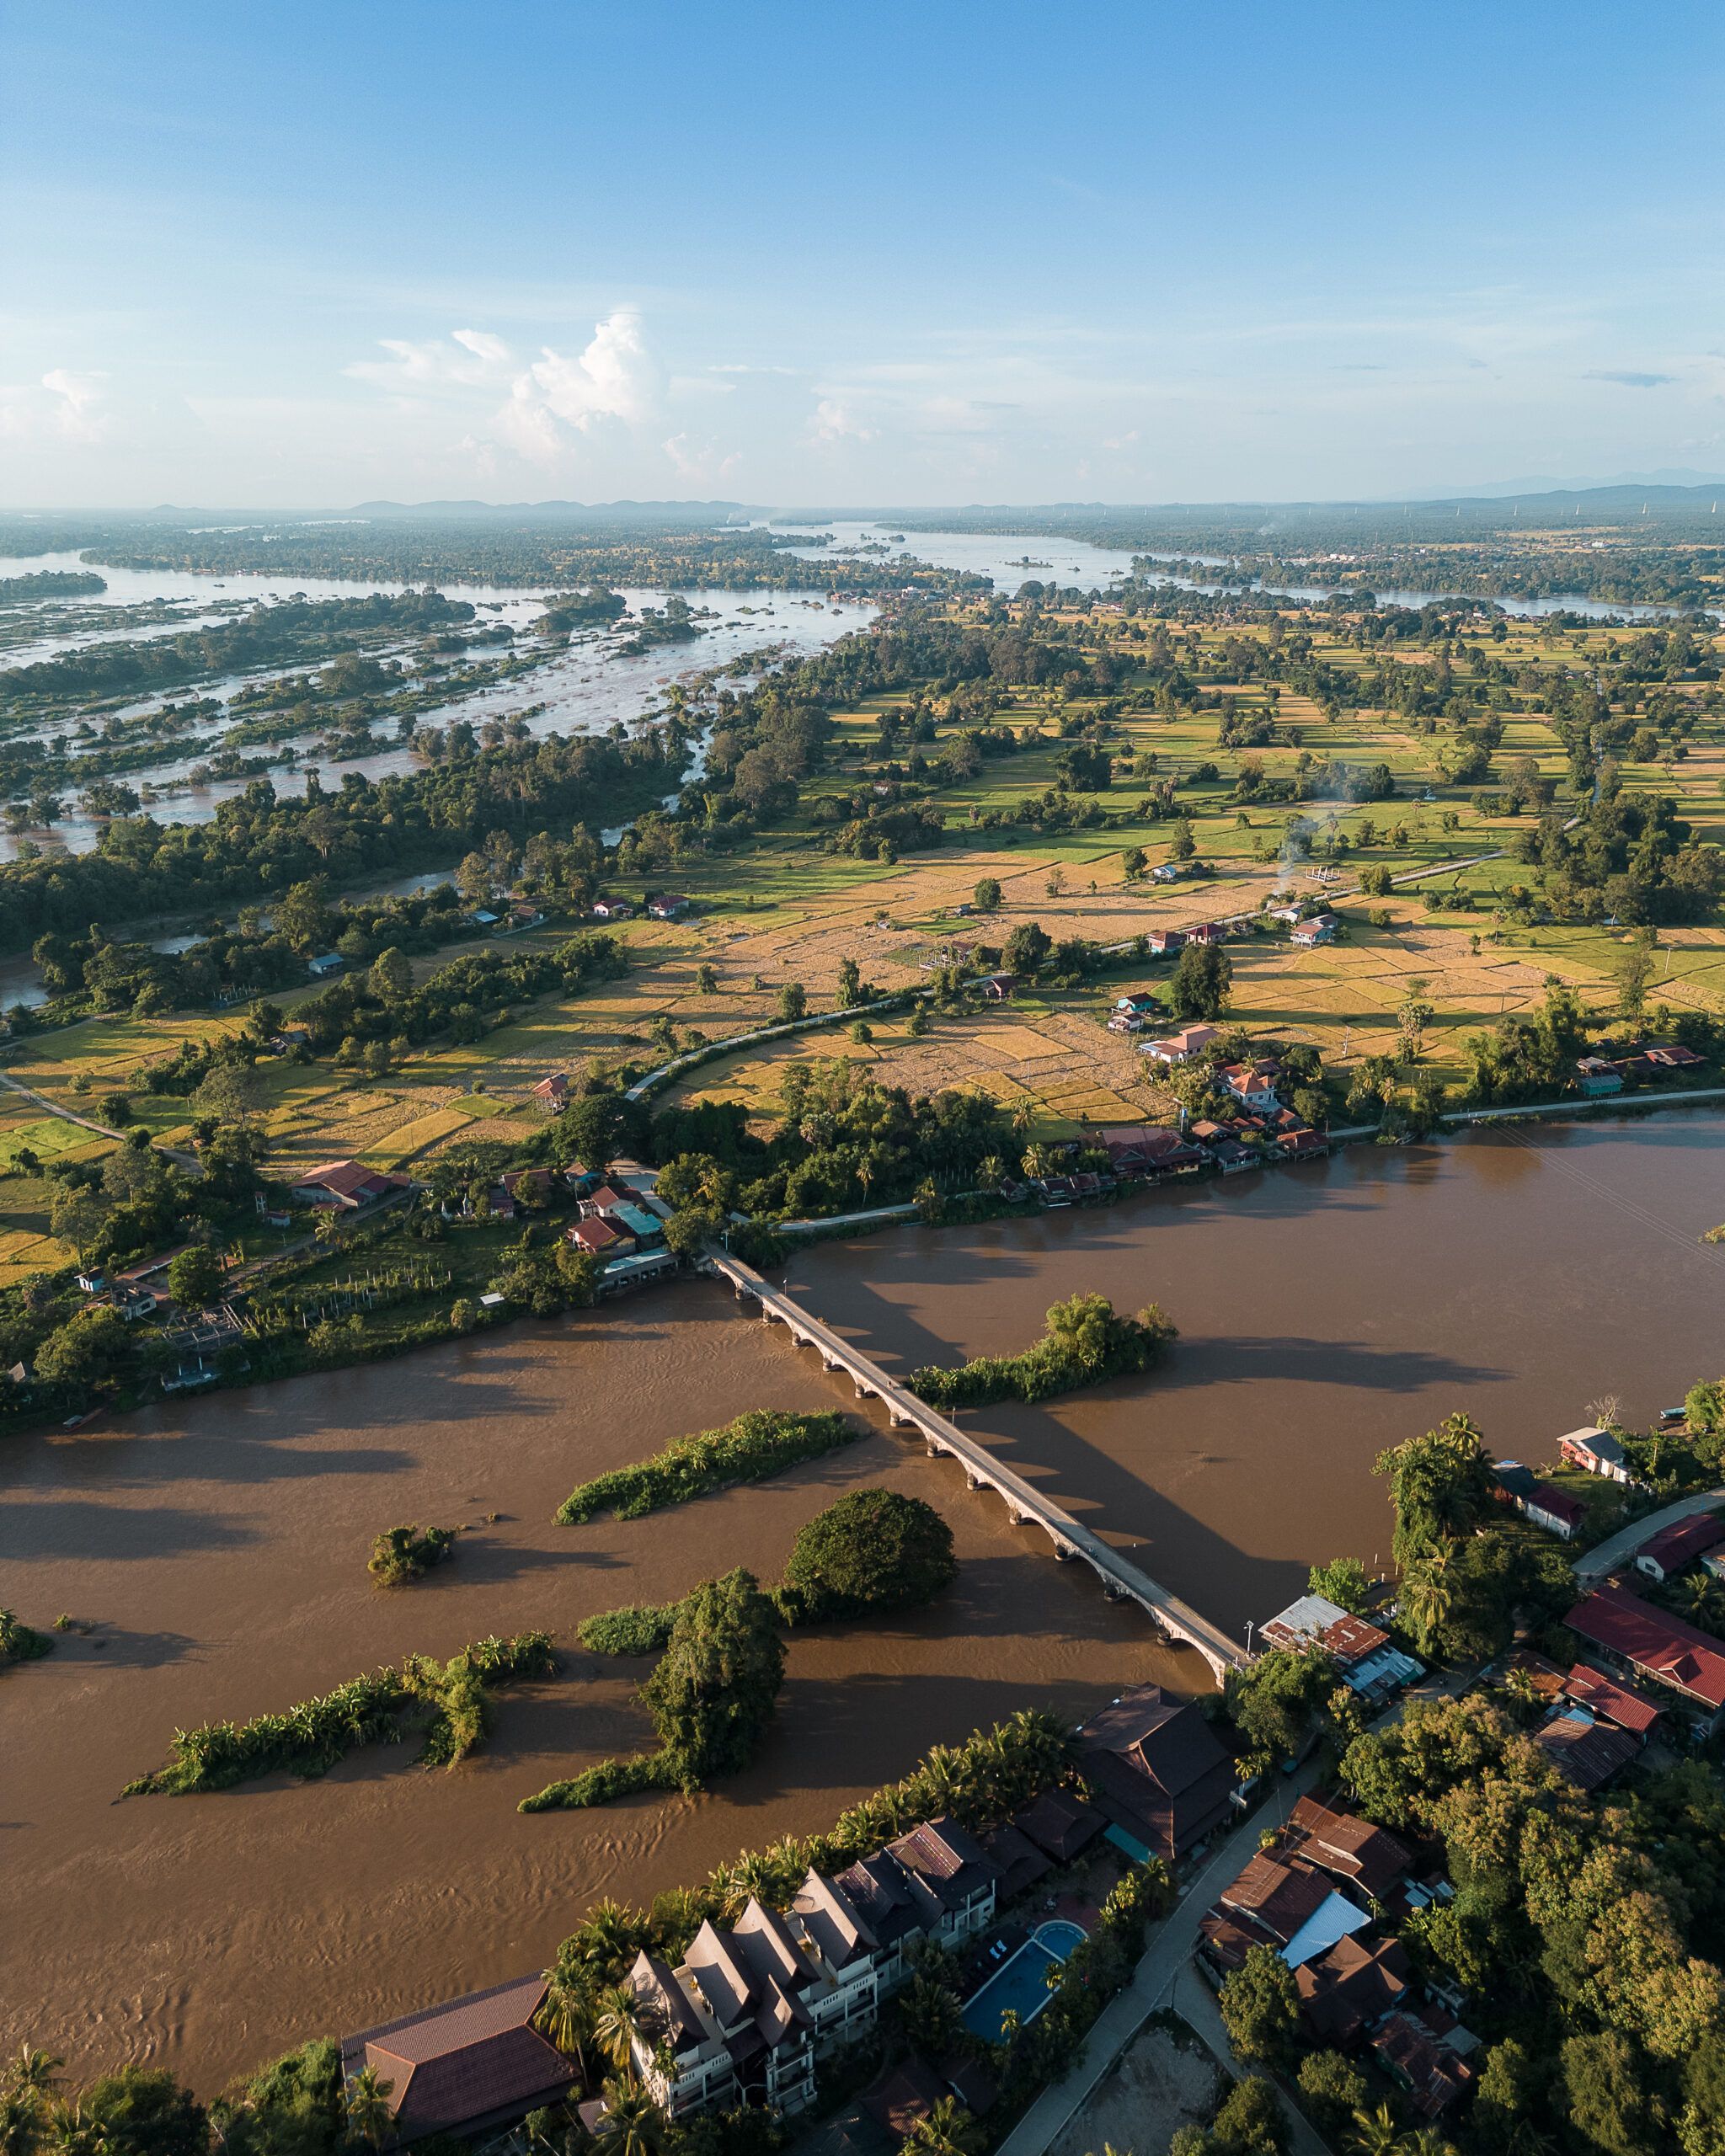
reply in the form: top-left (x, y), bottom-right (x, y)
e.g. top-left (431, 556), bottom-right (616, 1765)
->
top-left (1412, 469), bottom-right (1725, 500)
top-left (348, 497), bottom-right (755, 519)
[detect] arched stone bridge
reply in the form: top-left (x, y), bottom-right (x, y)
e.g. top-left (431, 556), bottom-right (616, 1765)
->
top-left (704, 1249), bottom-right (1249, 1679)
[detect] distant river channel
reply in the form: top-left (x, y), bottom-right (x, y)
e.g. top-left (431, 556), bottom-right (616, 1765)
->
top-left (3, 1108), bottom-right (1722, 2088)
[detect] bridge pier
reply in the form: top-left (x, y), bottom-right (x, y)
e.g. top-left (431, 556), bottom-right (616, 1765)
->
top-left (704, 1244), bottom-right (1248, 1674)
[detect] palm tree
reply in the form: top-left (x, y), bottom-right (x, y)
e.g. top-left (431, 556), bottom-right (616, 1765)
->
top-left (591, 1986), bottom-right (648, 2076)
top-left (1, 2093), bottom-right (45, 2156)
top-left (7, 2057), bottom-right (61, 2102)
top-left (1399, 1550), bottom-right (1455, 1657)
top-left (344, 2068), bottom-right (395, 2153)
top-left (1346, 2105), bottom-right (1402, 2156)
top-left (573, 1900), bottom-right (639, 1981)
top-left (896, 1975), bottom-right (965, 2060)
top-left (904, 2099), bottom-right (985, 2156)
top-left (1021, 1143), bottom-right (1051, 1182)
top-left (534, 1970), bottom-right (594, 2073)
top-left (1399, 2132), bottom-right (1459, 2156)
top-left (594, 2081), bottom-right (664, 2156)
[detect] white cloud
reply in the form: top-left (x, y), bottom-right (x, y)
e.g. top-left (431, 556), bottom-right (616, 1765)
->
top-left (345, 329), bottom-right (514, 392)
top-left (661, 432), bottom-right (741, 484)
top-left (809, 397), bottom-right (873, 446)
top-left (526, 310), bottom-right (661, 431)
top-left (0, 369), bottom-right (109, 444)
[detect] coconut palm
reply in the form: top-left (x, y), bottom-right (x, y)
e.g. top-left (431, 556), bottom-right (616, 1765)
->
top-left (534, 1969), bottom-right (595, 2070)
top-left (1399, 2132), bottom-right (1459, 2156)
top-left (896, 1974), bottom-right (966, 2060)
top-left (344, 2068), bottom-right (395, 2153)
top-left (976, 1156), bottom-right (1004, 1194)
top-left (593, 2081), bottom-right (665, 2156)
top-left (1346, 2105), bottom-right (1402, 2156)
top-left (6, 2058), bottom-right (61, 2102)
top-left (1020, 1143), bottom-right (1052, 1182)
top-left (591, 1986), bottom-right (649, 2076)
top-left (1, 2092), bottom-right (46, 2156)
top-left (572, 1899), bottom-right (640, 1981)
top-left (1398, 1550), bottom-right (1455, 1657)
top-left (904, 2098), bottom-right (985, 2156)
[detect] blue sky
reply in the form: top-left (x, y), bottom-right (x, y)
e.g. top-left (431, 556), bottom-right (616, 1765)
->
top-left (3, 2), bottom-right (1723, 508)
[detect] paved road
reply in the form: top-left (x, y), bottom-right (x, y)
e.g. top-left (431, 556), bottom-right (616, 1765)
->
top-left (996, 1666), bottom-right (1470, 2156)
top-left (1172, 1967), bottom-right (1329, 2156)
top-left (0, 1072), bottom-right (202, 1173)
top-left (1575, 1487), bottom-right (1725, 1582)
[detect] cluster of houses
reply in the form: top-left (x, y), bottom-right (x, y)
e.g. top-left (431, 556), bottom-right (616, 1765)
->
top-left (1573, 1038), bottom-right (1707, 1097)
top-left (1199, 1795), bottom-right (1478, 2120)
top-left (1255, 1593), bottom-right (1425, 1712)
top-left (336, 1685), bottom-right (1231, 2146)
top-left (590, 893), bottom-right (692, 923)
top-left (1496, 1646), bottom-right (1665, 1791)
top-left (1112, 1021), bottom-right (1330, 1171)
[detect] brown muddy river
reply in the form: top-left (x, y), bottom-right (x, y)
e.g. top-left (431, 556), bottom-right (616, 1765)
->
top-left (4, 1109), bottom-right (1723, 2090)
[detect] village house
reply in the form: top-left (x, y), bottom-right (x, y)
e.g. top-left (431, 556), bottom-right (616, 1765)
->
top-left (566, 1216), bottom-right (630, 1258)
top-left (1264, 902), bottom-right (1304, 926)
top-left (1634, 1509), bottom-right (1725, 1583)
top-left (1489, 1460), bottom-right (1587, 1540)
top-left (341, 1975), bottom-right (576, 2146)
top-left (1074, 1684), bottom-right (1235, 1863)
top-left (306, 951), bottom-right (344, 978)
top-left (647, 893), bottom-right (692, 920)
top-left (1370, 2009), bottom-right (1476, 2118)
top-left (1106, 1010), bottom-right (1144, 1035)
top-left (1557, 1425), bottom-right (1634, 1483)
top-left (290, 1160), bottom-right (409, 1214)
top-left (1151, 862), bottom-right (1184, 883)
top-left (1189, 1121), bottom-right (1258, 1174)
top-left (1140, 1022), bottom-right (1220, 1065)
top-left (1532, 1708), bottom-right (1641, 1791)
top-left (1188, 921), bottom-right (1226, 945)
top-left (1560, 1662), bottom-right (1662, 1743)
top-left (1258, 1596), bottom-right (1423, 1710)
top-left (1219, 1059), bottom-right (1282, 1113)
top-left (1116, 991), bottom-right (1160, 1016)
top-left (531, 1071), bottom-right (570, 1112)
top-left (590, 897), bottom-right (634, 920)
top-left (976, 971), bottom-right (1017, 1001)
top-left (1283, 1796), bottom-right (1413, 1903)
top-left (1199, 1849), bottom-right (1348, 1972)
top-left (1296, 1935), bottom-right (1413, 2048)
top-left (1147, 928), bottom-right (1187, 957)
top-left (1565, 1583), bottom-right (1725, 1732)
top-left (1575, 1056), bottom-right (1625, 1097)
top-left (1290, 914), bottom-right (1339, 949)
top-left (1092, 1125), bottom-right (1205, 1177)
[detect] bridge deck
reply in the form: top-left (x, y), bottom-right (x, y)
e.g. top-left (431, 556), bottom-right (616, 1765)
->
top-left (705, 1251), bottom-right (1247, 1676)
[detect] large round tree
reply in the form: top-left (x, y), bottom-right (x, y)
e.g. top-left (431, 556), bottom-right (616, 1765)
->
top-left (780, 1489), bottom-right (957, 1622)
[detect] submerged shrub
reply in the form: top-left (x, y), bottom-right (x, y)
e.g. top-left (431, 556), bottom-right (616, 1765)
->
top-left (368, 1524), bottom-right (457, 1586)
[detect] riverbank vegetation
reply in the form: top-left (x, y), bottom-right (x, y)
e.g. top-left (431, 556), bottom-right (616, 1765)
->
top-left (910, 1293), bottom-right (1176, 1409)
top-left (367, 1523), bottom-right (456, 1586)
top-left (123, 1630), bottom-right (553, 1793)
top-left (554, 1408), bottom-right (856, 1524)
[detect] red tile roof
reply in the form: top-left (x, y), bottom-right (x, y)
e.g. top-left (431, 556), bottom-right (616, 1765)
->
top-left (1565, 1584), bottom-right (1725, 1710)
top-left (1562, 1662), bottom-right (1661, 1737)
top-left (1637, 1512), bottom-right (1725, 1574)
top-left (344, 1975), bottom-right (574, 2143)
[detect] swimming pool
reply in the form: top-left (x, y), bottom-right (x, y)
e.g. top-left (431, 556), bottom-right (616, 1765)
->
top-left (960, 1920), bottom-right (1087, 2042)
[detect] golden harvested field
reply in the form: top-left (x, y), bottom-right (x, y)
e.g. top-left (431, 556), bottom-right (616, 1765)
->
top-left (665, 881), bottom-right (1725, 1137)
